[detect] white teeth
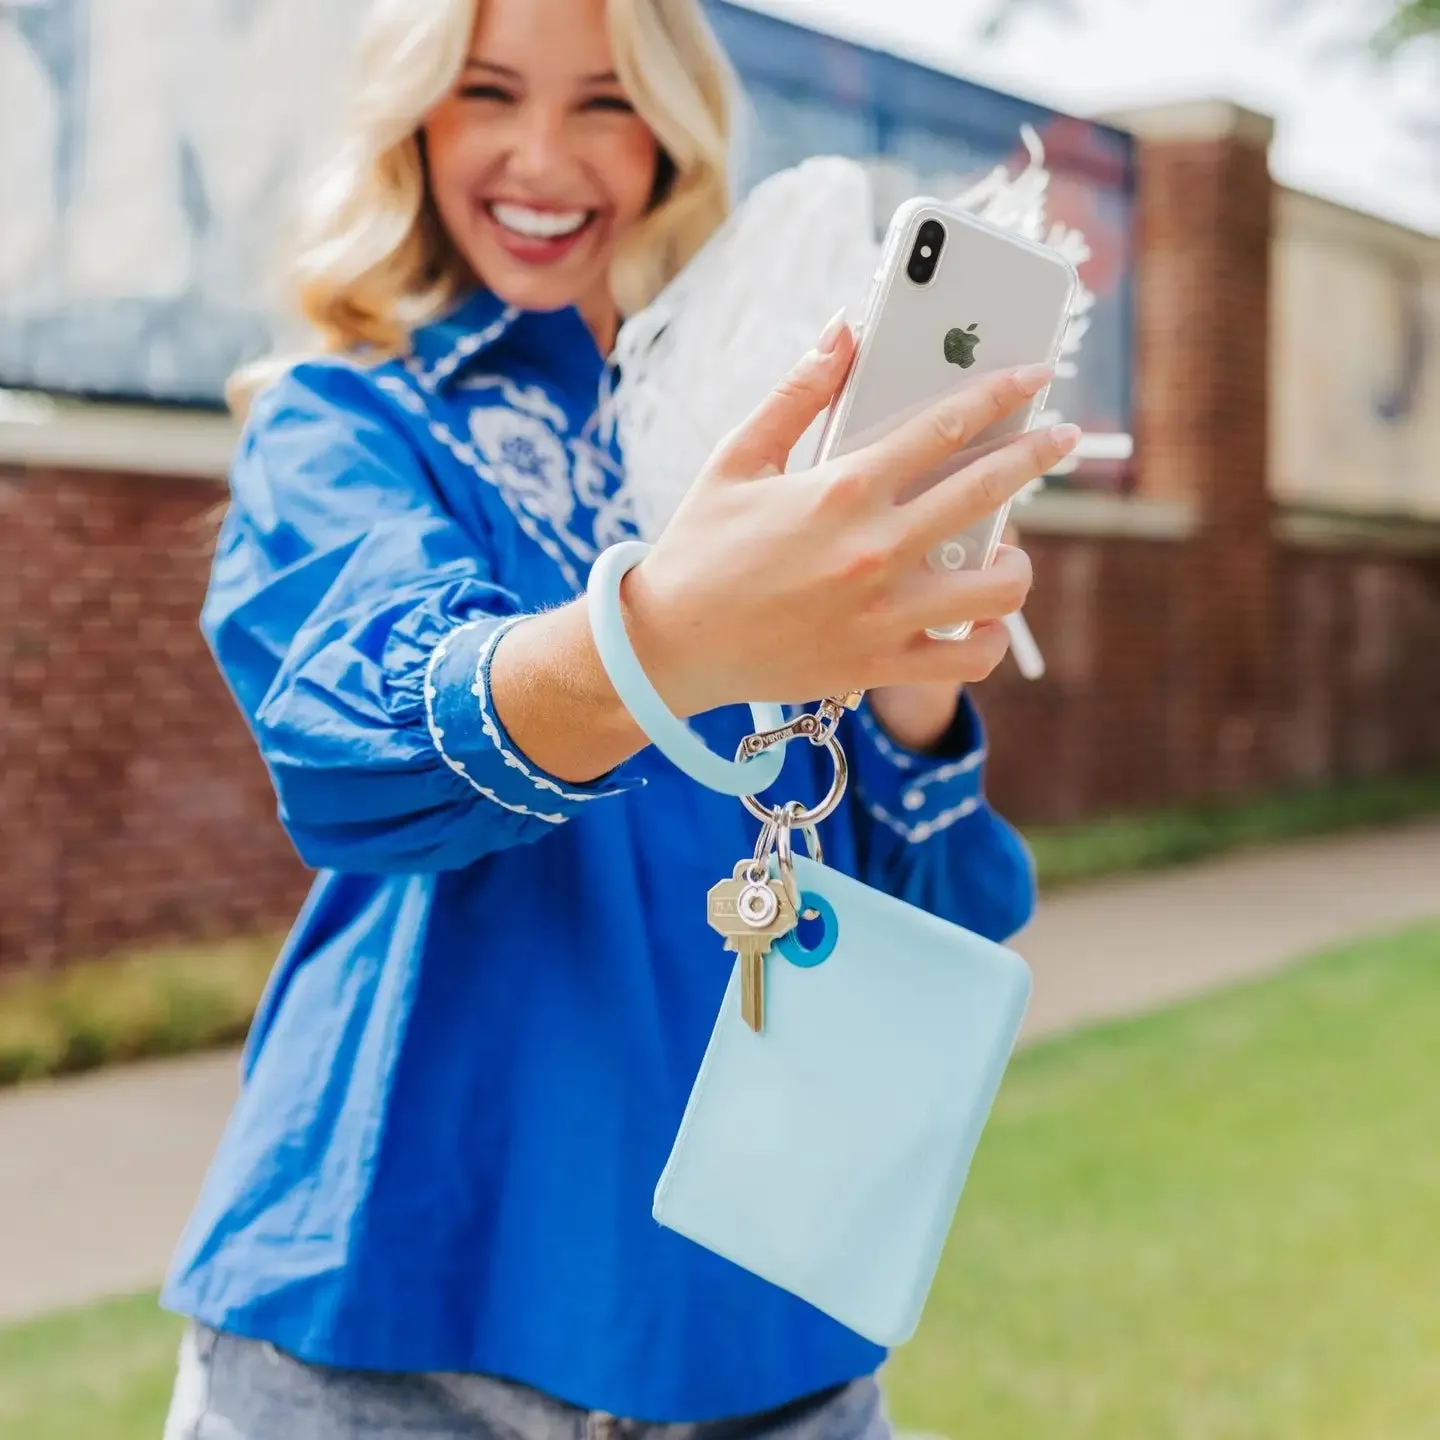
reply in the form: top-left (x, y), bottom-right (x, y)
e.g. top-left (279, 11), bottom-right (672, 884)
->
top-left (488, 203), bottom-right (590, 239)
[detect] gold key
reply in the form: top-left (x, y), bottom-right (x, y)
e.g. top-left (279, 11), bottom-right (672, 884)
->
top-left (706, 861), bottom-right (798, 1034)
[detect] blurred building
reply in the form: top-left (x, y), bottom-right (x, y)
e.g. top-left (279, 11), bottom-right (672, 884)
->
top-left (0, 2), bottom-right (1436, 968)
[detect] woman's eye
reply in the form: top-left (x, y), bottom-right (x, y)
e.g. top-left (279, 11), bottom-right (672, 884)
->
top-left (581, 94), bottom-right (636, 115)
top-left (459, 83), bottom-right (515, 104)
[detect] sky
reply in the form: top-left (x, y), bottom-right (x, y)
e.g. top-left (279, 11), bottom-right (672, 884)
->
top-left (736, 0), bottom-right (1440, 235)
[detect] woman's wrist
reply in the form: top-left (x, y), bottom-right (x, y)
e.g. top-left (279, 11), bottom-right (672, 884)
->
top-left (867, 682), bottom-right (964, 755)
top-left (488, 600), bottom-right (651, 786)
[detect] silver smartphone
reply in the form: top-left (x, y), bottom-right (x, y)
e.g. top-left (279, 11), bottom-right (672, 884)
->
top-left (813, 198), bottom-right (1078, 641)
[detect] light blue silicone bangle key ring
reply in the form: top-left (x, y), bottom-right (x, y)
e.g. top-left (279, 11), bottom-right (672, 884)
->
top-left (587, 540), bottom-right (788, 797)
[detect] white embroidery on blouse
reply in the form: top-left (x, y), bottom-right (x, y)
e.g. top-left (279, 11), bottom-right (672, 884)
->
top-left (457, 373), bottom-right (569, 432)
top-left (389, 366), bottom-right (638, 593)
top-left (857, 704), bottom-right (917, 771)
top-left (571, 440), bottom-right (638, 553)
top-left (422, 415), bottom-right (585, 592)
top-left (858, 700), bottom-right (988, 812)
top-left (899, 747), bottom-right (988, 812)
top-left (411, 307), bottom-right (521, 393)
top-left (470, 617), bottom-right (631, 802)
top-left (375, 374), bottom-right (429, 416)
top-left (860, 791), bottom-right (982, 844)
top-left (466, 404), bottom-right (597, 562)
top-left (423, 621), bottom-right (566, 824)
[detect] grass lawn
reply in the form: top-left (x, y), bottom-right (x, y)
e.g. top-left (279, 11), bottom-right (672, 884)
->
top-left (0, 1294), bottom-right (182, 1439)
top-left (1024, 769), bottom-right (1440, 889)
top-left (0, 936), bottom-right (278, 1089)
top-left (1, 921), bottom-right (1437, 1439)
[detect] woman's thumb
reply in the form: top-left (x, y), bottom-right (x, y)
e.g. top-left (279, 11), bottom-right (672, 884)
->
top-left (710, 311), bottom-right (854, 479)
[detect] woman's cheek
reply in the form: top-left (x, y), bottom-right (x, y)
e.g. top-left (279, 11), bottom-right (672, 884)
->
top-left (599, 125), bottom-right (662, 225)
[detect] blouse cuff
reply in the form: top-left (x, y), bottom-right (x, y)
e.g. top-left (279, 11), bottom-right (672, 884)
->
top-left (425, 615), bottom-right (645, 825)
top-left (849, 693), bottom-right (990, 844)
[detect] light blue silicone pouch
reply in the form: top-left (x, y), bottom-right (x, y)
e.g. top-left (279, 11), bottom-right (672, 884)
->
top-left (653, 854), bottom-right (1032, 1348)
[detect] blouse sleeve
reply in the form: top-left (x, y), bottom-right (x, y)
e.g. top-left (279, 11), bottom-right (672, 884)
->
top-left (839, 695), bottom-right (1037, 943)
top-left (203, 362), bottom-right (642, 874)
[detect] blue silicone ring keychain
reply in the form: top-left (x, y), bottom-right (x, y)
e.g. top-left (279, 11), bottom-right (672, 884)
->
top-left (587, 540), bottom-right (788, 797)
top-left (774, 888), bottom-right (839, 968)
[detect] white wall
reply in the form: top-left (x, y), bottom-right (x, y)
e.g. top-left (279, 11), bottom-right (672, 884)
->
top-left (1271, 190), bottom-right (1440, 523)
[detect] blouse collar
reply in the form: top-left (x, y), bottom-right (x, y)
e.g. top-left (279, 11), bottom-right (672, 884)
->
top-left (407, 289), bottom-right (602, 396)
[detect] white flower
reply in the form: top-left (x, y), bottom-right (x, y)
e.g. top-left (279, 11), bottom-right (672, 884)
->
top-left (468, 406), bottom-right (575, 527)
top-left (460, 374), bottom-right (569, 431)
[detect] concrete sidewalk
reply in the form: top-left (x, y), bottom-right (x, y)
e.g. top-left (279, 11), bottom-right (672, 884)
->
top-left (1016, 817), bottom-right (1440, 1039)
top-left (1, 820), bottom-right (1437, 1325)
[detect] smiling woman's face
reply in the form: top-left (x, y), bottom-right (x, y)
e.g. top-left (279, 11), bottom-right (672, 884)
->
top-left (423, 0), bottom-right (661, 346)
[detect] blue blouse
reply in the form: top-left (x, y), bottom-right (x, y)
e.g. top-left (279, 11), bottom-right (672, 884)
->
top-left (161, 289), bottom-right (1037, 1423)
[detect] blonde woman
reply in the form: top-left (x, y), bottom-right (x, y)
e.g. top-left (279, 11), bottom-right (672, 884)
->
top-left (161, 0), bottom-right (1077, 1434)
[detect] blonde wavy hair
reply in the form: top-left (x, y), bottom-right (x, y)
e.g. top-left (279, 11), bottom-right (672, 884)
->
top-left (230, 0), bottom-right (734, 413)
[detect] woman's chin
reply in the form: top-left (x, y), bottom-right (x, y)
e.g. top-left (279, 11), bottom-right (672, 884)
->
top-left (466, 235), bottom-right (613, 318)
top-left (481, 276), bottom-right (588, 314)
top-left (469, 262), bottom-right (607, 317)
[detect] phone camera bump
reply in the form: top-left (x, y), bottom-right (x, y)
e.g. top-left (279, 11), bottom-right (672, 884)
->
top-left (907, 219), bottom-right (946, 285)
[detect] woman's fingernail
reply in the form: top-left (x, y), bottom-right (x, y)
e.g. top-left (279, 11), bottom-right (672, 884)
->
top-left (1050, 422), bottom-right (1082, 448)
top-left (817, 308), bottom-right (848, 355)
top-left (1015, 364), bottom-right (1055, 394)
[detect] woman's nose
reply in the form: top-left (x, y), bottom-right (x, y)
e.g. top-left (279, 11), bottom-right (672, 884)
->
top-left (505, 103), bottom-right (573, 182)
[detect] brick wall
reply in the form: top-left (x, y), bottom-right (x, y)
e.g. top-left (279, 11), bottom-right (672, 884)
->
top-left (2, 462), bottom-right (1437, 971)
top-left (983, 103), bottom-right (1440, 821)
top-left (0, 466), bottom-right (308, 971)
top-left (1270, 544), bottom-right (1440, 785)
top-left (1129, 103), bottom-right (1280, 799)
top-left (983, 530), bottom-right (1440, 824)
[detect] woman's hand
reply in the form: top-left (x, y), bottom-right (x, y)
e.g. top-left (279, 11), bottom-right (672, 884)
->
top-left (624, 317), bottom-right (1077, 718)
top-left (490, 322), bottom-right (1072, 786)
top-left (866, 521), bottom-right (1029, 753)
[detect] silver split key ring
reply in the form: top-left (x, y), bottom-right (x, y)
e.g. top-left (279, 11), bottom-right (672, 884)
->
top-left (747, 814), bottom-right (780, 887)
top-left (735, 734), bottom-right (847, 922)
top-left (775, 802), bottom-right (824, 921)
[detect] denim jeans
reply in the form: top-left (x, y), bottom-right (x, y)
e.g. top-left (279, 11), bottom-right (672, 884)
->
top-left (162, 1325), bottom-right (892, 1440)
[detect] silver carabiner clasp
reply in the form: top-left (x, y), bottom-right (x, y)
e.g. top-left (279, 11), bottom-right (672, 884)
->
top-left (738, 711), bottom-right (827, 759)
top-left (737, 691), bottom-right (862, 761)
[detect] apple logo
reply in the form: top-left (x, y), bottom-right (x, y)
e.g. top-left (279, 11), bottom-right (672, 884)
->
top-left (944, 324), bottom-right (980, 368)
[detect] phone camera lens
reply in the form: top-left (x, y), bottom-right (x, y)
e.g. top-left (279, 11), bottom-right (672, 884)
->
top-left (907, 220), bottom-right (946, 285)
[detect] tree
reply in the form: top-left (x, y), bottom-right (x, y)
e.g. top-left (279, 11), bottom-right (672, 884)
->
top-left (981, 0), bottom-right (1439, 48)
top-left (1381, 0), bottom-right (1439, 47)
top-left (976, 0), bottom-right (1439, 226)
